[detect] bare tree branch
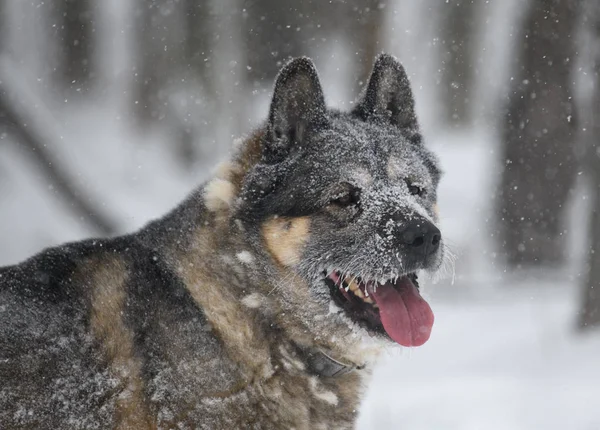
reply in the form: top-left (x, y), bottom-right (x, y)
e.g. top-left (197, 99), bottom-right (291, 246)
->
top-left (0, 56), bottom-right (119, 236)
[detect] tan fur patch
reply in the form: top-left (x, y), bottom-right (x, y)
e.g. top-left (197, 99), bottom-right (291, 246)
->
top-left (87, 257), bottom-right (154, 430)
top-left (204, 131), bottom-right (265, 216)
top-left (204, 178), bottom-right (235, 212)
top-left (262, 217), bottom-right (310, 267)
top-left (186, 280), bottom-right (274, 380)
top-left (215, 161), bottom-right (234, 178)
top-left (228, 129), bottom-right (265, 194)
top-left (433, 203), bottom-right (440, 220)
top-left (177, 234), bottom-right (274, 381)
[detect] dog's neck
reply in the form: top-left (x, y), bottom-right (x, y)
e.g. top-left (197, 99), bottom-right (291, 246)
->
top-left (190, 151), bottom-right (384, 367)
top-left (143, 138), bottom-right (381, 380)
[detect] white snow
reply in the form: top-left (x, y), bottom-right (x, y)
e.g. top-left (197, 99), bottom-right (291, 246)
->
top-left (236, 251), bottom-right (255, 265)
top-left (358, 278), bottom-right (600, 430)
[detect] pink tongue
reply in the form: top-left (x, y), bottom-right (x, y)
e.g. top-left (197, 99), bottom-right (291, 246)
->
top-left (369, 279), bottom-right (434, 347)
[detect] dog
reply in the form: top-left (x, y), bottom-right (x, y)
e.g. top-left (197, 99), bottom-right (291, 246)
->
top-left (0, 54), bottom-right (443, 429)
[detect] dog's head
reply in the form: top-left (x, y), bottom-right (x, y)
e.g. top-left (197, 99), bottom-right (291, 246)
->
top-left (235, 54), bottom-right (443, 349)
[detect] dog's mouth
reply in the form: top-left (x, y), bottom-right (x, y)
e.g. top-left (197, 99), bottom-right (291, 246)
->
top-left (324, 271), bottom-right (434, 347)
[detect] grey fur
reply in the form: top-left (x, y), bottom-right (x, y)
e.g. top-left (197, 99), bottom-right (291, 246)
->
top-left (0, 54), bottom-right (442, 429)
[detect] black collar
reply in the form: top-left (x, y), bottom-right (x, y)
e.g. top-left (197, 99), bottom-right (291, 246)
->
top-left (299, 347), bottom-right (364, 378)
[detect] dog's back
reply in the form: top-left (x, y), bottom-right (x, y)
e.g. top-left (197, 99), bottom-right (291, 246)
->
top-left (0, 239), bottom-right (131, 428)
top-left (0, 209), bottom-right (362, 429)
top-left (0, 193), bottom-right (357, 429)
top-left (0, 236), bottom-right (254, 428)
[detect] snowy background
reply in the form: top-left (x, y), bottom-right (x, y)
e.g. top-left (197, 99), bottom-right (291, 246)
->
top-left (1, 1), bottom-right (599, 429)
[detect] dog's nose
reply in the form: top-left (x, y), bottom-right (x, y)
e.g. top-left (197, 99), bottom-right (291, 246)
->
top-left (397, 219), bottom-right (441, 256)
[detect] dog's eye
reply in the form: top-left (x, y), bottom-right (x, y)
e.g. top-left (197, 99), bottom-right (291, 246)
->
top-left (406, 180), bottom-right (426, 197)
top-left (331, 184), bottom-right (361, 207)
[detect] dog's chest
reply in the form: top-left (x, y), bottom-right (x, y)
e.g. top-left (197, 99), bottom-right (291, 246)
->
top-left (255, 347), bottom-right (364, 428)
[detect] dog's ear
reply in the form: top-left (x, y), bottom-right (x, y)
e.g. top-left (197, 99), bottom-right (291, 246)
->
top-left (265, 57), bottom-right (327, 163)
top-left (353, 54), bottom-right (419, 132)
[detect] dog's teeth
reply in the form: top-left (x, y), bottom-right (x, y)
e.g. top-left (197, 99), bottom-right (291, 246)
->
top-left (332, 272), bottom-right (378, 305)
top-left (347, 279), bottom-right (359, 292)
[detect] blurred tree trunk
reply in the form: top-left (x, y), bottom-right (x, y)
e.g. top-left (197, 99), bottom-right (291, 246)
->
top-left (0, 0), bottom-right (6, 152)
top-left (579, 1), bottom-right (600, 331)
top-left (133, 0), bottom-right (186, 125)
top-left (183, 0), bottom-right (217, 160)
top-left (343, 0), bottom-right (386, 94)
top-left (497, 0), bottom-right (580, 267)
top-left (0, 0), bottom-right (4, 53)
top-left (55, 0), bottom-right (97, 94)
top-left (243, 0), bottom-right (385, 96)
top-left (580, 159), bottom-right (600, 329)
top-left (185, 0), bottom-right (214, 96)
top-left (133, 0), bottom-right (205, 167)
top-left (243, 0), bottom-right (304, 87)
top-left (439, 0), bottom-right (479, 127)
top-left (0, 57), bottom-right (118, 236)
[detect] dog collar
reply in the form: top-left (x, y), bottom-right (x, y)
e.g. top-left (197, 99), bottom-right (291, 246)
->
top-left (303, 349), bottom-right (364, 378)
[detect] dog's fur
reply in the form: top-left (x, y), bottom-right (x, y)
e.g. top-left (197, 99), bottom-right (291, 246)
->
top-left (0, 54), bottom-right (443, 429)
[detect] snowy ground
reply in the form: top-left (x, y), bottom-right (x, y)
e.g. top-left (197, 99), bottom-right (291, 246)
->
top-left (359, 278), bottom-right (600, 430)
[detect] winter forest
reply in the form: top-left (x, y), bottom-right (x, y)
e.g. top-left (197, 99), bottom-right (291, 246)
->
top-left (0, 0), bottom-right (599, 428)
